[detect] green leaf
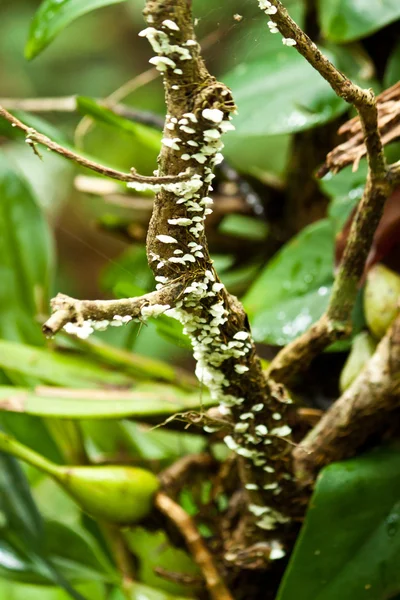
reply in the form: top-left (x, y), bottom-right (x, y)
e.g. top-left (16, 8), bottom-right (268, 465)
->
top-left (111, 581), bottom-right (193, 600)
top-left (318, 0), bottom-right (400, 43)
top-left (251, 286), bottom-right (332, 347)
top-left (0, 383), bottom-right (212, 419)
top-left (243, 220), bottom-right (334, 344)
top-left (0, 152), bottom-right (53, 346)
top-left (0, 449), bottom-right (43, 548)
top-left (25, 0), bottom-right (128, 60)
top-left (76, 97), bottom-right (161, 155)
top-left (277, 445), bottom-right (400, 600)
top-left (223, 48), bottom-right (346, 136)
top-left (339, 331), bottom-right (376, 392)
top-left (43, 521), bottom-right (117, 584)
top-left (385, 40), bottom-right (400, 88)
top-left (124, 527), bottom-right (200, 596)
top-left (321, 162), bottom-right (368, 235)
top-left (0, 581), bottom-right (104, 600)
top-left (0, 340), bottom-right (133, 388)
top-left (0, 451), bottom-right (87, 599)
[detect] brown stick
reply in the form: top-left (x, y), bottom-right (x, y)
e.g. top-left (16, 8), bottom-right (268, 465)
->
top-left (0, 106), bottom-right (191, 185)
top-left (155, 492), bottom-right (233, 600)
top-left (293, 313), bottom-right (400, 483)
top-left (42, 286), bottom-right (181, 337)
top-left (258, 1), bottom-right (393, 385)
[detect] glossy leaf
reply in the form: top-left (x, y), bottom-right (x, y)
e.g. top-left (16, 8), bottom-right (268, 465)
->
top-left (223, 48), bottom-right (346, 136)
top-left (25, 0), bottom-right (128, 60)
top-left (0, 340), bottom-right (133, 388)
top-left (43, 521), bottom-right (117, 584)
top-left (77, 97), bottom-right (161, 155)
top-left (244, 220), bottom-right (334, 345)
top-left (251, 286), bottom-right (332, 347)
top-left (0, 451), bottom-right (87, 599)
top-left (0, 383), bottom-right (211, 419)
top-left (124, 527), bottom-right (200, 596)
top-left (0, 153), bottom-right (53, 346)
top-left (321, 162), bottom-right (367, 235)
top-left (318, 0), bottom-right (400, 43)
top-left (277, 445), bottom-right (400, 600)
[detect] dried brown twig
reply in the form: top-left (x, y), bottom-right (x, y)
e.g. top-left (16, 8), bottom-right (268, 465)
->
top-left (318, 81), bottom-right (400, 177)
top-left (0, 106), bottom-right (191, 185)
top-left (155, 492), bottom-right (234, 600)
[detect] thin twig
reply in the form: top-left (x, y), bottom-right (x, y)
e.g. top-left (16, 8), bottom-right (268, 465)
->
top-left (0, 106), bottom-right (191, 185)
top-left (42, 285), bottom-right (181, 337)
top-left (293, 313), bottom-right (400, 483)
top-left (259, 1), bottom-right (393, 384)
top-left (0, 96), bottom-right (78, 112)
top-left (155, 492), bottom-right (234, 600)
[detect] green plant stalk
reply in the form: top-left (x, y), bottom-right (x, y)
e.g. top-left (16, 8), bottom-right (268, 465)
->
top-left (0, 431), bottom-right (159, 524)
top-left (44, 418), bottom-right (88, 464)
top-left (0, 430), bottom-right (60, 477)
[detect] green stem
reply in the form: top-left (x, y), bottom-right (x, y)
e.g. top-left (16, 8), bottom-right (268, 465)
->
top-left (0, 431), bottom-right (60, 478)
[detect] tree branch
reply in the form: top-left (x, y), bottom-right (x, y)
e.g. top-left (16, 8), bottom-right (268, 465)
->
top-left (293, 313), bottom-right (400, 483)
top-left (0, 106), bottom-right (191, 185)
top-left (258, 1), bottom-right (393, 384)
top-left (42, 285), bottom-right (181, 337)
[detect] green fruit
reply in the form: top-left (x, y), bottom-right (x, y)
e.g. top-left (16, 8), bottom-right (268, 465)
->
top-left (364, 264), bottom-right (400, 339)
top-left (53, 465), bottom-right (160, 524)
top-left (339, 331), bottom-right (376, 392)
top-left (0, 432), bottom-right (159, 524)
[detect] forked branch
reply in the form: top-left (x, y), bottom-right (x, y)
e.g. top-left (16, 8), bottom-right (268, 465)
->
top-left (257, 1), bottom-right (394, 384)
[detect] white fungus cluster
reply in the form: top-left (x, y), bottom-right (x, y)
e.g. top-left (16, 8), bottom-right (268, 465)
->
top-left (258, 0), bottom-right (297, 46)
top-left (61, 14), bottom-right (293, 542)
top-left (139, 22), bottom-right (196, 73)
top-left (63, 315), bottom-right (132, 339)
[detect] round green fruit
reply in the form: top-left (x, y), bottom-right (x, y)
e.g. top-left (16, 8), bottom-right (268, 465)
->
top-left (54, 465), bottom-right (160, 524)
top-left (339, 331), bottom-right (376, 393)
top-left (364, 263), bottom-right (400, 339)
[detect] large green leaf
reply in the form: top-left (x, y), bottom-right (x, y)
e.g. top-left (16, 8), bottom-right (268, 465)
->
top-left (318, 0), bottom-right (400, 43)
top-left (0, 153), bottom-right (53, 346)
top-left (251, 286), bottom-right (332, 347)
top-left (0, 451), bottom-right (87, 599)
top-left (0, 384), bottom-right (212, 419)
top-left (43, 521), bottom-right (117, 585)
top-left (25, 0), bottom-right (129, 60)
top-left (124, 527), bottom-right (200, 596)
top-left (321, 162), bottom-right (368, 235)
top-left (277, 445), bottom-right (400, 600)
top-left (0, 341), bottom-right (133, 388)
top-left (76, 97), bottom-right (162, 156)
top-left (223, 47), bottom-right (346, 136)
top-left (243, 220), bottom-right (334, 345)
